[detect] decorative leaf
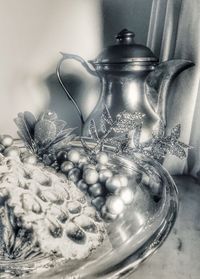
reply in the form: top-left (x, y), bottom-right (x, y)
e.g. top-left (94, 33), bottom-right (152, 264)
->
top-left (133, 123), bottom-right (142, 148)
top-left (23, 111), bottom-right (37, 137)
top-left (89, 119), bottom-right (99, 140)
top-left (101, 106), bottom-right (113, 126)
top-left (152, 121), bottom-right (165, 138)
top-left (17, 131), bottom-right (34, 151)
top-left (52, 134), bottom-right (77, 150)
top-left (169, 143), bottom-right (186, 159)
top-left (46, 128), bottom-right (76, 149)
top-left (34, 120), bottom-right (57, 146)
top-left (79, 137), bottom-right (101, 161)
top-left (100, 116), bottom-right (107, 134)
top-left (178, 141), bottom-right (191, 149)
top-left (14, 113), bottom-right (35, 149)
top-left (152, 145), bottom-right (168, 160)
top-left (114, 111), bottom-right (144, 133)
top-left (53, 120), bottom-right (68, 134)
top-left (80, 137), bottom-right (93, 153)
top-left (104, 134), bottom-right (128, 153)
top-left (170, 124), bottom-right (181, 140)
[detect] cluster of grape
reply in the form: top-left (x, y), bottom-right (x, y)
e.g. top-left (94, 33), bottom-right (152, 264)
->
top-left (56, 148), bottom-right (134, 221)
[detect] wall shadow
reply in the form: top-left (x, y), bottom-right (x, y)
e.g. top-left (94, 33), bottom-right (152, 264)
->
top-left (45, 73), bottom-right (85, 134)
top-left (45, 72), bottom-right (100, 135)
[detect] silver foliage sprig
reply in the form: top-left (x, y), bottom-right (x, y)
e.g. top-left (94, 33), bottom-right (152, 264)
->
top-left (14, 111), bottom-right (77, 163)
top-left (122, 122), bottom-right (191, 161)
top-left (82, 106), bottom-right (190, 162)
top-left (81, 106), bottom-right (145, 158)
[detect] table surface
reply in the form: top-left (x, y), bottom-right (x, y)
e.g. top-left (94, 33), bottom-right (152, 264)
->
top-left (128, 175), bottom-right (200, 279)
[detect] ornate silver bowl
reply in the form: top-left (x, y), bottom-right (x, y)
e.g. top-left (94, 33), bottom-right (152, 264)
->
top-left (0, 140), bottom-right (178, 279)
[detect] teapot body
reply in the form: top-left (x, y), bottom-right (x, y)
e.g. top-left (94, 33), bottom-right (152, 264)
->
top-left (82, 64), bottom-right (159, 142)
top-left (57, 29), bottom-right (194, 144)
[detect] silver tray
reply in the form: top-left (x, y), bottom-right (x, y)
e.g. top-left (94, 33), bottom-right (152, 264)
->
top-left (0, 140), bottom-right (178, 279)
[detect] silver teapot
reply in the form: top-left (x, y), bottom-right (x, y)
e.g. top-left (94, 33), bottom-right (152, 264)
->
top-left (57, 29), bottom-right (194, 142)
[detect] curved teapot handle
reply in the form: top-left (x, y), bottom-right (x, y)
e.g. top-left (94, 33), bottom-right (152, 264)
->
top-left (56, 52), bottom-right (97, 125)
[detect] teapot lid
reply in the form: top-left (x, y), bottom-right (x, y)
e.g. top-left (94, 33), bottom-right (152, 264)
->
top-left (92, 29), bottom-right (158, 64)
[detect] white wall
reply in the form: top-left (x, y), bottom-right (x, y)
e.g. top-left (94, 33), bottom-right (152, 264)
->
top-left (0, 0), bottom-right (102, 136)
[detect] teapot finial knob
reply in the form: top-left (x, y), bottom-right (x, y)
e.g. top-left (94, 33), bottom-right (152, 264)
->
top-left (116, 29), bottom-right (135, 44)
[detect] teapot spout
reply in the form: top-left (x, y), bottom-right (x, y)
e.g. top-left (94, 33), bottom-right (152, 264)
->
top-left (145, 59), bottom-right (194, 127)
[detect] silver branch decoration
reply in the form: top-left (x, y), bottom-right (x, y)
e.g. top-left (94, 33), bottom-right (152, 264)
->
top-left (82, 106), bottom-right (190, 162)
